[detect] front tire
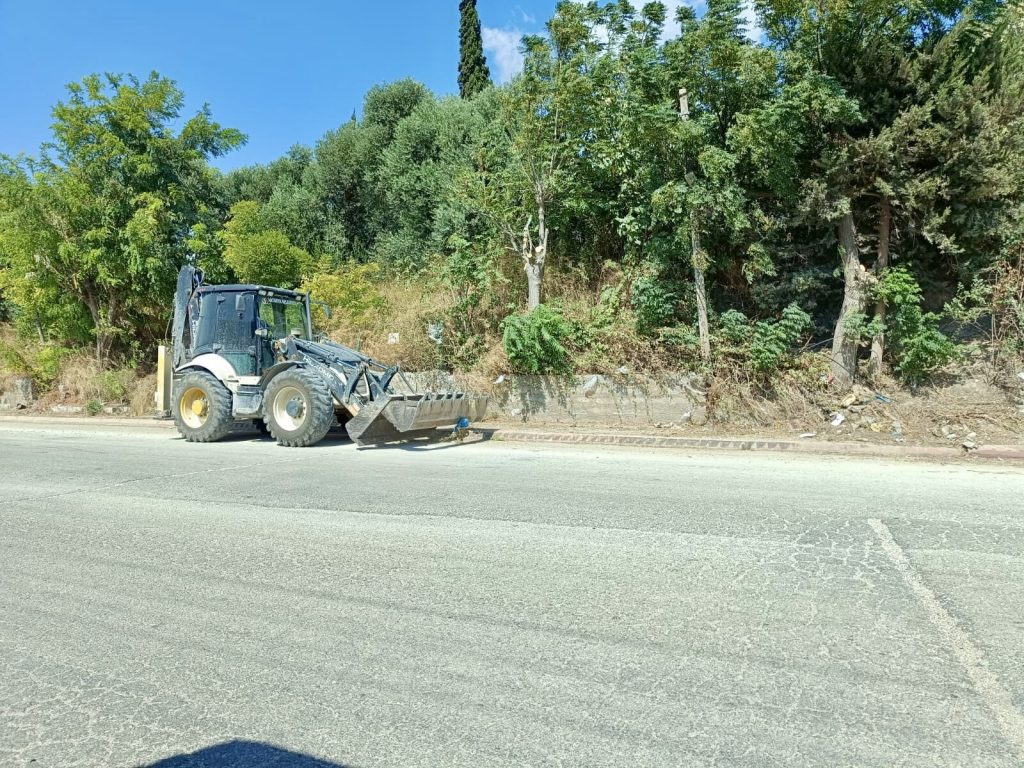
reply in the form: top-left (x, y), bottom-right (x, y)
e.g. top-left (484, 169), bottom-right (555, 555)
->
top-left (264, 368), bottom-right (335, 447)
top-left (172, 370), bottom-right (234, 443)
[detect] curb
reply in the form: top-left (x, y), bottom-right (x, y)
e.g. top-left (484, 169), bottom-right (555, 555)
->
top-left (482, 427), bottom-right (1024, 463)
top-left (2, 414), bottom-right (1021, 462)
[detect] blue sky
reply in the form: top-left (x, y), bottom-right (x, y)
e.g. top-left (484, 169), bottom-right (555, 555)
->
top-left (0, 1), bottom-right (725, 170)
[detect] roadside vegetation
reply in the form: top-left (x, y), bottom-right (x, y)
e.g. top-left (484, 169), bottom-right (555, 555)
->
top-left (1, 0), bottom-right (1023, 423)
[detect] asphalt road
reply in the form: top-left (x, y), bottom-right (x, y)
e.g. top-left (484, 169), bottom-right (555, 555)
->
top-left (1, 421), bottom-right (1023, 768)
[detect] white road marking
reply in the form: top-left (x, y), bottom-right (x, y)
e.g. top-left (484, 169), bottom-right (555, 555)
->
top-left (868, 517), bottom-right (1024, 758)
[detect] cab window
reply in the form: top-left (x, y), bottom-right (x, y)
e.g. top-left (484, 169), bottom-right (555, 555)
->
top-left (258, 296), bottom-right (309, 340)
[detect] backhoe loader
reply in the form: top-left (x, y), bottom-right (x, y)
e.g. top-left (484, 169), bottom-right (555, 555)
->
top-left (162, 265), bottom-right (486, 446)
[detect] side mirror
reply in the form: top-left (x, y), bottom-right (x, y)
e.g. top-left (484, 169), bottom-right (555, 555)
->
top-left (254, 328), bottom-right (269, 338)
top-left (314, 300), bottom-right (332, 319)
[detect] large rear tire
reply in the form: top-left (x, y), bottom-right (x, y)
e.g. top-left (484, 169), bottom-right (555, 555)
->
top-left (264, 368), bottom-right (335, 447)
top-left (172, 370), bottom-right (234, 443)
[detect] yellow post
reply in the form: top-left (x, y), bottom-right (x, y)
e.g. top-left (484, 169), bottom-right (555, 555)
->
top-left (155, 345), bottom-right (173, 418)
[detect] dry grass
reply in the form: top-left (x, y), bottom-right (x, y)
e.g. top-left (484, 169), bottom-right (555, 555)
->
top-left (54, 354), bottom-right (104, 401)
top-left (129, 373), bottom-right (157, 416)
top-left (708, 352), bottom-right (833, 429)
top-left (1, 342), bottom-right (146, 410)
top-left (0, 325), bottom-right (31, 391)
top-left (317, 262), bottom-right (689, 379)
top-left (706, 350), bottom-right (1023, 445)
top-left (328, 279), bottom-right (451, 371)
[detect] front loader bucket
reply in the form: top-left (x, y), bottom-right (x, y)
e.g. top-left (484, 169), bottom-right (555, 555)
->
top-left (345, 392), bottom-right (488, 446)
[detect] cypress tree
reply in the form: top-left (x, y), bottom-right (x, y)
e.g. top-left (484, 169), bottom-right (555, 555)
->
top-left (458, 0), bottom-right (491, 98)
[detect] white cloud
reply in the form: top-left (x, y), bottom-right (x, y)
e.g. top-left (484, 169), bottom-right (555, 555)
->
top-left (514, 6), bottom-right (537, 25)
top-left (482, 1), bottom-right (764, 85)
top-left (650, 0), bottom-right (695, 40)
top-left (634, 0), bottom-right (763, 42)
top-left (482, 27), bottom-right (525, 84)
top-left (739, 1), bottom-right (765, 42)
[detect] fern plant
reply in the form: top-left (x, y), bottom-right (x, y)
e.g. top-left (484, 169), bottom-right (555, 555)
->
top-left (875, 268), bottom-right (956, 383)
top-left (501, 304), bottom-right (572, 374)
top-left (749, 304), bottom-right (812, 374)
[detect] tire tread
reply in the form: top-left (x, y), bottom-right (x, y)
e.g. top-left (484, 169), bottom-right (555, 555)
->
top-left (263, 368), bottom-right (335, 447)
top-left (172, 370), bottom-right (234, 443)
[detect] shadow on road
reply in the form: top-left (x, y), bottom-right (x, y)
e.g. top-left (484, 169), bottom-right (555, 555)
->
top-left (354, 429), bottom-right (494, 452)
top-left (141, 739), bottom-right (351, 767)
top-left (168, 423), bottom-right (492, 452)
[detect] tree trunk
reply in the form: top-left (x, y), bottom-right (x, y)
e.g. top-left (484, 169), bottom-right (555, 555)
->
top-left (868, 198), bottom-right (891, 376)
top-left (519, 192), bottom-right (548, 312)
top-left (691, 219), bottom-right (711, 361)
top-left (526, 262), bottom-right (543, 310)
top-left (84, 291), bottom-right (114, 364)
top-left (830, 211), bottom-right (866, 389)
top-left (95, 332), bottom-right (114, 364)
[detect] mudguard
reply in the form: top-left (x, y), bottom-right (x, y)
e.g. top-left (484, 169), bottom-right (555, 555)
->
top-left (176, 354), bottom-right (239, 392)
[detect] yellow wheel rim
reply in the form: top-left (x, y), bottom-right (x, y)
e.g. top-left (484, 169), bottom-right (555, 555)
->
top-left (179, 387), bottom-right (209, 430)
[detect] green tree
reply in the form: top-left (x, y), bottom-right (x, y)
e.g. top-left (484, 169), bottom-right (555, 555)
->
top-left (0, 73), bottom-right (243, 361)
top-left (458, 0), bottom-right (492, 98)
top-left (655, 0), bottom-right (778, 358)
top-left (222, 201), bottom-right (312, 288)
top-left (377, 93), bottom-right (492, 270)
top-left (313, 80), bottom-right (433, 262)
top-left (461, 2), bottom-right (608, 310)
top-left (363, 79), bottom-right (431, 141)
top-left (753, 0), bottom-right (987, 387)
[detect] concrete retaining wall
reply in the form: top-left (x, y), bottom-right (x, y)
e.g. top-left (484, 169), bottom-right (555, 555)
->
top-left (2, 369), bottom-right (707, 428)
top-left (0, 377), bottom-right (34, 410)
top-left (406, 372), bottom-right (708, 428)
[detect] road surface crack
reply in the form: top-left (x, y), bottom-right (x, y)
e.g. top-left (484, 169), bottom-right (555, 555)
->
top-left (868, 517), bottom-right (1024, 760)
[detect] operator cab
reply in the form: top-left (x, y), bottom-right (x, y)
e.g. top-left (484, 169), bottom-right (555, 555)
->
top-left (184, 284), bottom-right (312, 376)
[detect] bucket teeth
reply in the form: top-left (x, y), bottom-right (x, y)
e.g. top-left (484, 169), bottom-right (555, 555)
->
top-left (345, 393), bottom-right (488, 446)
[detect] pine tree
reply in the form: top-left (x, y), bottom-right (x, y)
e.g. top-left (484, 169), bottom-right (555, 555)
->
top-left (458, 0), bottom-right (491, 98)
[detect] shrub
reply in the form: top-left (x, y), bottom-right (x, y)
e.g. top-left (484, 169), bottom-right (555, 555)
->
top-left (630, 276), bottom-right (677, 335)
top-left (301, 263), bottom-right (384, 332)
top-left (985, 253), bottom-right (1023, 359)
top-left (875, 267), bottom-right (955, 383)
top-left (95, 368), bottom-right (136, 402)
top-left (718, 309), bottom-right (752, 345)
top-left (658, 324), bottom-right (700, 350)
top-left (894, 321), bottom-right (956, 383)
top-left (33, 346), bottom-right (73, 386)
top-left (223, 201), bottom-right (313, 288)
top-left (710, 304), bottom-right (811, 376)
top-left (749, 304), bottom-right (812, 374)
top-left (0, 338), bottom-right (74, 387)
top-left (373, 229), bottom-right (428, 273)
top-left (0, 338), bottom-right (31, 376)
top-left (501, 304), bottom-right (572, 374)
